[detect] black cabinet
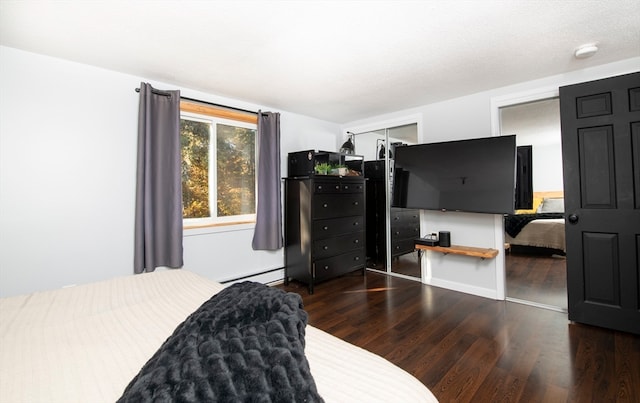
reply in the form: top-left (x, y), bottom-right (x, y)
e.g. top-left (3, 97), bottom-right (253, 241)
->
top-left (364, 161), bottom-right (420, 266)
top-left (389, 208), bottom-right (420, 257)
top-left (284, 176), bottom-right (366, 293)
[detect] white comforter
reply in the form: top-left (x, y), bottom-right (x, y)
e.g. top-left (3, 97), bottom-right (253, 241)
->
top-left (0, 270), bottom-right (437, 402)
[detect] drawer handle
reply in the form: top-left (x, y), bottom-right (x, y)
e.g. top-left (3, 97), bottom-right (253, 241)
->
top-left (323, 226), bottom-right (329, 230)
top-left (353, 222), bottom-right (359, 226)
top-left (354, 256), bottom-right (360, 261)
top-left (394, 217), bottom-right (399, 220)
top-left (318, 185), bottom-right (323, 190)
top-left (395, 231), bottom-right (400, 235)
top-left (324, 265), bottom-right (329, 270)
top-left (323, 203), bottom-right (328, 208)
top-left (323, 246), bottom-right (329, 250)
top-left (354, 239), bottom-right (359, 244)
top-left (335, 185), bottom-right (340, 190)
top-left (353, 201), bottom-right (359, 206)
top-left (344, 185), bottom-right (349, 189)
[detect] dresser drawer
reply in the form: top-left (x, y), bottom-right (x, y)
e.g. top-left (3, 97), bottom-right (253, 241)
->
top-left (340, 181), bottom-right (365, 193)
top-left (401, 209), bottom-right (420, 221)
top-left (390, 208), bottom-right (420, 223)
top-left (390, 208), bottom-right (420, 242)
top-left (391, 238), bottom-right (416, 257)
top-left (313, 216), bottom-right (364, 239)
top-left (313, 193), bottom-right (364, 219)
top-left (314, 179), bottom-right (365, 194)
top-left (313, 231), bottom-right (364, 259)
top-left (314, 181), bottom-right (342, 193)
top-left (314, 250), bottom-right (366, 281)
top-left (391, 223), bottom-right (420, 240)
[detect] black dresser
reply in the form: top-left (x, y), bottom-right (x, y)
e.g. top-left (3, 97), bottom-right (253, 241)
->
top-left (284, 176), bottom-right (366, 293)
top-left (364, 161), bottom-right (420, 266)
top-left (389, 207), bottom-right (420, 257)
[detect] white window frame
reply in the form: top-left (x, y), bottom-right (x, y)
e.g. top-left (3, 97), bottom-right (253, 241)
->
top-left (180, 111), bottom-right (257, 228)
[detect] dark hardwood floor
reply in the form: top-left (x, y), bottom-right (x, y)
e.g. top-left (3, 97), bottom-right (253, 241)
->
top-left (506, 251), bottom-right (568, 309)
top-left (276, 263), bottom-right (640, 402)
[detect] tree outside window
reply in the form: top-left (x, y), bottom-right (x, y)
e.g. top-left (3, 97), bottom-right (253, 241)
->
top-left (181, 115), bottom-right (256, 224)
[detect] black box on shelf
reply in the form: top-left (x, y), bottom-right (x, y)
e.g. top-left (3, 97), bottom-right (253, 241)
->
top-left (416, 238), bottom-right (439, 247)
top-left (287, 150), bottom-right (363, 178)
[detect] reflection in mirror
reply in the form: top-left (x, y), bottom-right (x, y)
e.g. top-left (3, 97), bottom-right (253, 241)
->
top-left (356, 124), bottom-right (420, 279)
top-left (500, 98), bottom-right (567, 311)
top-left (356, 130), bottom-right (388, 271)
top-left (387, 125), bottom-right (420, 279)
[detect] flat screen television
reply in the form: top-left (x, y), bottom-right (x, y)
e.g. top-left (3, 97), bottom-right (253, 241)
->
top-left (392, 135), bottom-right (516, 214)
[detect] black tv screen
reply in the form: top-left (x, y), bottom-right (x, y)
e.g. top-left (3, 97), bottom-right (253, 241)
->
top-left (392, 135), bottom-right (516, 214)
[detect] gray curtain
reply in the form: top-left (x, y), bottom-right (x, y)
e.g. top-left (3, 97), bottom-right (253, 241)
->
top-left (134, 82), bottom-right (183, 273)
top-left (252, 111), bottom-right (283, 250)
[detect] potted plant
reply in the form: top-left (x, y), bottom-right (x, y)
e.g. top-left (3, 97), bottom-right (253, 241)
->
top-left (314, 162), bottom-right (332, 175)
top-left (335, 164), bottom-right (348, 176)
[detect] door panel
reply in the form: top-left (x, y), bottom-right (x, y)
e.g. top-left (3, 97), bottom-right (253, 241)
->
top-left (578, 126), bottom-right (616, 207)
top-left (633, 122), bottom-right (640, 209)
top-left (582, 232), bottom-right (620, 306)
top-left (560, 71), bottom-right (640, 335)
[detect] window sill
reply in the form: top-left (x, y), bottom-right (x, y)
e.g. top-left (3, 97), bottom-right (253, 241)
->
top-left (184, 220), bottom-right (256, 237)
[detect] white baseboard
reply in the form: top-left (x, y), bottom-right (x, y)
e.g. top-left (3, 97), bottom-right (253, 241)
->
top-left (426, 277), bottom-right (500, 300)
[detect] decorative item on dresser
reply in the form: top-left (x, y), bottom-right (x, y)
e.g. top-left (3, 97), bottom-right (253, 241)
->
top-left (364, 160), bottom-right (420, 267)
top-left (284, 151), bottom-right (366, 294)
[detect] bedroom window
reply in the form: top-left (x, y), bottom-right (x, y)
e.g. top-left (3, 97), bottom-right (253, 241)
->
top-left (180, 101), bottom-right (257, 227)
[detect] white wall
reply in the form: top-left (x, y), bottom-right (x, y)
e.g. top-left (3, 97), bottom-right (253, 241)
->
top-left (1, 45), bottom-right (637, 300)
top-left (501, 98), bottom-right (563, 192)
top-left (343, 57), bottom-right (640, 300)
top-left (0, 46), bottom-right (340, 297)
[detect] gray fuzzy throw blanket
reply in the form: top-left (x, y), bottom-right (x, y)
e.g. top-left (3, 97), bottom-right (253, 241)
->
top-left (118, 281), bottom-right (323, 402)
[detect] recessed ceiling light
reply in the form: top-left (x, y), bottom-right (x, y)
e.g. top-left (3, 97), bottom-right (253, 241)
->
top-left (574, 44), bottom-right (598, 59)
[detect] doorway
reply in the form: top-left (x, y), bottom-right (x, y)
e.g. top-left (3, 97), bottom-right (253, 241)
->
top-left (499, 97), bottom-right (568, 312)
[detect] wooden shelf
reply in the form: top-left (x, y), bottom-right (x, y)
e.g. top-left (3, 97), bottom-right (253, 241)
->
top-left (415, 243), bottom-right (499, 259)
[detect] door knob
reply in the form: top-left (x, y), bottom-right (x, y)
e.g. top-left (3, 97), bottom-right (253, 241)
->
top-left (568, 214), bottom-right (579, 224)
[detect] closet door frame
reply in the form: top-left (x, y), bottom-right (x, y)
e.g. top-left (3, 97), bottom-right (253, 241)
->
top-left (344, 114), bottom-right (423, 280)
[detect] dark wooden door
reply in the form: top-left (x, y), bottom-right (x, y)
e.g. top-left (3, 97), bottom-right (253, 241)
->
top-left (559, 71), bottom-right (640, 335)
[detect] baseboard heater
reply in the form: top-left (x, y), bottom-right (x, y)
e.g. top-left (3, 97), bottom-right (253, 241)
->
top-left (220, 266), bottom-right (285, 284)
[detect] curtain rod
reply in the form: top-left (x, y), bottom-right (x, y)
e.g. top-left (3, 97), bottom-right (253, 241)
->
top-left (134, 87), bottom-right (261, 116)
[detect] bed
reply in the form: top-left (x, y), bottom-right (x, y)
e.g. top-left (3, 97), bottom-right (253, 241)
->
top-left (0, 269), bottom-right (437, 403)
top-left (505, 191), bottom-right (566, 253)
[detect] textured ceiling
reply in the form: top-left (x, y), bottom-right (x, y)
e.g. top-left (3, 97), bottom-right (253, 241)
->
top-left (1, 0), bottom-right (638, 123)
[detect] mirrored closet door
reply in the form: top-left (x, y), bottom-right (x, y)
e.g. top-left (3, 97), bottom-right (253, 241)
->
top-left (354, 124), bottom-right (420, 280)
top-left (500, 98), bottom-right (567, 311)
